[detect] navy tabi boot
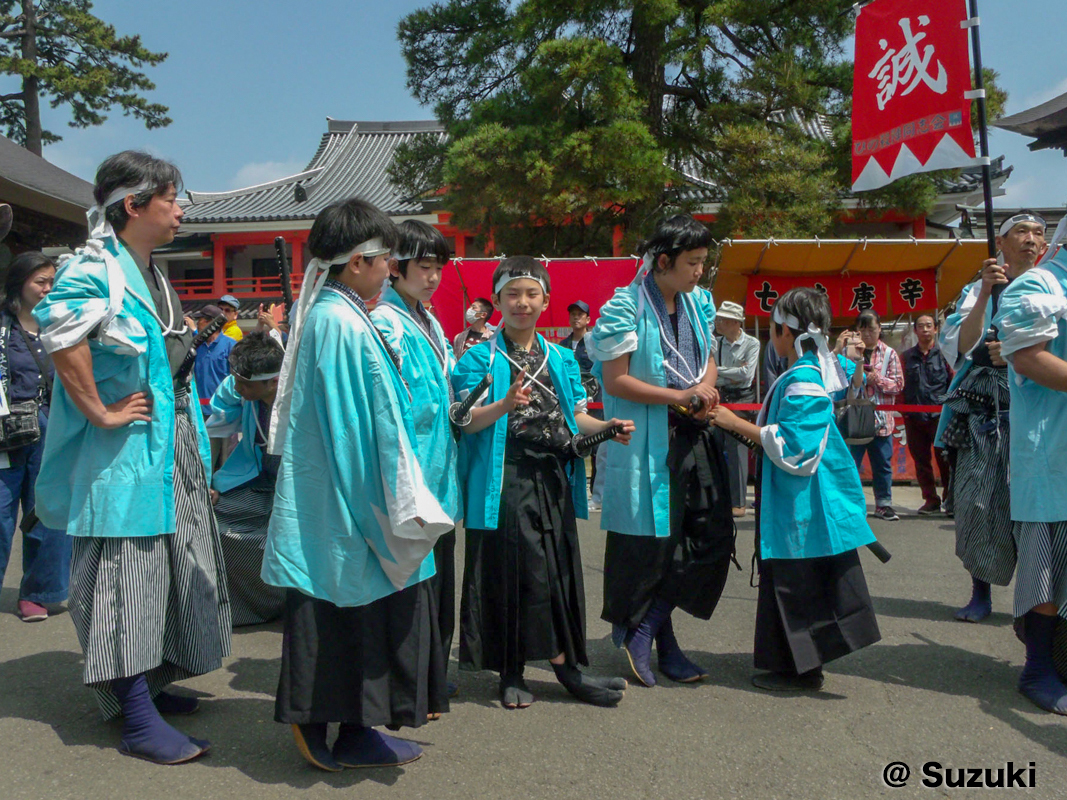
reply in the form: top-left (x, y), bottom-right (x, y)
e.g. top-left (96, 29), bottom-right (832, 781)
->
top-left (332, 724), bottom-right (423, 769)
top-left (551, 661), bottom-right (626, 707)
top-left (954, 578), bottom-right (992, 623)
top-left (113, 674), bottom-right (208, 765)
top-left (1018, 611), bottom-right (1067, 715)
top-left (655, 614), bottom-right (708, 683)
top-left (623, 599), bottom-right (672, 687)
top-left (291, 723), bottom-right (343, 772)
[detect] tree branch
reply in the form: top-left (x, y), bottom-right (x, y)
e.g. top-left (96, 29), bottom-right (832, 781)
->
top-left (0, 92), bottom-right (24, 102)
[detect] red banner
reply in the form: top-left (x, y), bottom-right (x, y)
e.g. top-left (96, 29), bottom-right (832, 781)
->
top-left (428, 258), bottom-right (639, 341)
top-left (851, 0), bottom-right (976, 191)
top-left (744, 270), bottom-right (937, 318)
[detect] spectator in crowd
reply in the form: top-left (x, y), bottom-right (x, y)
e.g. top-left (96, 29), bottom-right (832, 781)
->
top-left (190, 304), bottom-right (235, 418)
top-left (713, 301), bottom-right (759, 516)
top-left (763, 339), bottom-right (787, 397)
top-left (0, 252), bottom-right (68, 622)
top-left (452, 297), bottom-right (494, 357)
top-left (901, 314), bottom-right (953, 515)
top-left (560, 300), bottom-right (605, 509)
top-left (218, 294), bottom-right (243, 342)
top-left (850, 310), bottom-right (904, 521)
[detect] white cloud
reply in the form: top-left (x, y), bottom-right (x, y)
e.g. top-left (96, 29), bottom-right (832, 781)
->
top-left (228, 160), bottom-right (306, 190)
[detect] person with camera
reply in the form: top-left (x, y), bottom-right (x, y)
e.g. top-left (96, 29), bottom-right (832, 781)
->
top-left (846, 311), bottom-right (903, 522)
top-left (0, 252), bottom-right (68, 622)
top-left (713, 301), bottom-right (759, 517)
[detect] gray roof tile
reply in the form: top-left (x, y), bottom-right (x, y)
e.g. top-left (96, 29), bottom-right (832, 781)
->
top-left (183, 120), bottom-right (446, 223)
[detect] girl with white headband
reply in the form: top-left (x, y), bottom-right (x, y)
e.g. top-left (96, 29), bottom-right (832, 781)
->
top-left (204, 331), bottom-right (286, 628)
top-left (452, 255), bottom-right (634, 710)
top-left (711, 287), bottom-right (881, 692)
top-left (588, 214), bottom-right (734, 689)
top-left (261, 198), bottom-right (453, 770)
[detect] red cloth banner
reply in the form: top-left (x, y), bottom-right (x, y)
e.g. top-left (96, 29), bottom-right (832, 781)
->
top-left (851, 0), bottom-right (976, 191)
top-left (744, 270), bottom-right (937, 318)
top-left (429, 258), bottom-right (639, 341)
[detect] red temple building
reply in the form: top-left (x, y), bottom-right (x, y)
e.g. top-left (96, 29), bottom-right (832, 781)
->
top-left (162, 117), bottom-right (1015, 317)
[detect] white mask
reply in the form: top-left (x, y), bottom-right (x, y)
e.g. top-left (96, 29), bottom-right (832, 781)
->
top-left (465, 307), bottom-right (480, 324)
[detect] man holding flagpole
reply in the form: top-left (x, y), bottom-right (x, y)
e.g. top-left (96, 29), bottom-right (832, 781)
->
top-left (995, 218), bottom-right (1067, 714)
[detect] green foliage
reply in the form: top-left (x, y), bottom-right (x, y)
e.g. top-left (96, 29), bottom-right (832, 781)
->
top-left (398, 0), bottom-right (861, 249)
top-left (0, 0), bottom-right (169, 152)
top-left (398, 1), bottom-right (1008, 249)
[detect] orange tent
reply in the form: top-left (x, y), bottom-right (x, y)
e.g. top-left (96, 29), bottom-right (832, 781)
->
top-left (712, 238), bottom-right (989, 319)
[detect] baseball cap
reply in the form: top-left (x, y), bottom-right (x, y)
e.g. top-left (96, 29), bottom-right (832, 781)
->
top-left (192, 304), bottom-right (224, 320)
top-left (218, 294), bottom-right (240, 310)
top-left (567, 300), bottom-right (591, 314)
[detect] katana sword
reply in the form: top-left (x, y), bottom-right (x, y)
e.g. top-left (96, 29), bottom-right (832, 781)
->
top-left (449, 373), bottom-right (493, 428)
top-left (570, 424), bottom-right (625, 458)
top-left (689, 395), bottom-right (893, 563)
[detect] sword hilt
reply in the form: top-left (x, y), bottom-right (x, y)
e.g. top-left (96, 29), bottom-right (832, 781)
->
top-left (866, 541), bottom-right (892, 564)
top-left (571, 424), bottom-right (625, 458)
top-left (449, 373), bottom-right (493, 427)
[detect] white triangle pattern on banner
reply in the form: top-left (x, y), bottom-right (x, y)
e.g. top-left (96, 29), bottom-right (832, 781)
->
top-left (852, 134), bottom-right (979, 192)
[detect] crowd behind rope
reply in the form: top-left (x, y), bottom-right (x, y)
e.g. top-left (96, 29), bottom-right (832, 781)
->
top-left (4, 147), bottom-right (1066, 770)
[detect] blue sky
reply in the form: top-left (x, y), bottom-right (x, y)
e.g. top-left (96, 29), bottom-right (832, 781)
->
top-left (23, 0), bottom-right (1067, 213)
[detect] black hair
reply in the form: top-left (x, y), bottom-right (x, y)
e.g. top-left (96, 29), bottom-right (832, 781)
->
top-left (229, 330), bottom-right (284, 379)
top-left (95, 151), bottom-right (183, 233)
top-left (772, 287), bottom-right (832, 355)
top-left (472, 297), bottom-right (493, 314)
top-left (3, 251), bottom-right (55, 315)
top-left (393, 219), bottom-right (450, 280)
top-left (855, 310), bottom-right (882, 331)
top-left (638, 214), bottom-right (713, 272)
top-left (307, 198), bottom-right (399, 275)
top-left (913, 313), bottom-right (938, 328)
top-left (491, 255), bottom-right (551, 295)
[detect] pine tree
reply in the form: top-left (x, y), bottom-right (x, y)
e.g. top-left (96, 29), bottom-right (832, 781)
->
top-left (0, 0), bottom-right (169, 155)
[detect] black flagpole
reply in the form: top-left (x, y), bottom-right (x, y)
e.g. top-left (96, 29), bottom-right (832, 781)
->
top-left (967, 0), bottom-right (997, 263)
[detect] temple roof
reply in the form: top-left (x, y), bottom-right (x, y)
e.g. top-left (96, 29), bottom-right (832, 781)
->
top-left (994, 91), bottom-right (1067, 156)
top-left (182, 120), bottom-right (446, 224)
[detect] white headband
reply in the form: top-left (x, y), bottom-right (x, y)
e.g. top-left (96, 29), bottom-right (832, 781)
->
top-left (772, 307), bottom-right (801, 330)
top-left (772, 305), bottom-right (846, 394)
top-left (102, 181), bottom-right (153, 210)
top-left (1000, 213), bottom-right (1046, 237)
top-left (268, 235), bottom-right (388, 455)
top-left (325, 237), bottom-right (387, 267)
top-left (630, 252), bottom-right (655, 286)
top-left (234, 370), bottom-right (280, 382)
top-left (494, 271), bottom-right (548, 297)
top-left (87, 181), bottom-right (156, 241)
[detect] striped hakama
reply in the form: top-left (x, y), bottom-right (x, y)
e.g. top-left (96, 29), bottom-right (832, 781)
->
top-left (941, 366), bottom-right (1016, 586)
top-left (69, 406), bottom-right (232, 719)
top-left (214, 471), bottom-right (285, 627)
top-left (1013, 521), bottom-right (1067, 619)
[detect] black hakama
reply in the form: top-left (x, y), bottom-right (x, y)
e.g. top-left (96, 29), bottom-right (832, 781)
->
top-left (214, 476), bottom-right (285, 627)
top-left (275, 579), bottom-right (449, 728)
top-left (601, 419), bottom-right (736, 629)
top-left (753, 552), bottom-right (881, 675)
top-left (460, 442), bottom-right (588, 675)
top-left (69, 405), bottom-right (232, 719)
top-left (429, 529), bottom-right (457, 661)
top-left (752, 470), bottom-right (880, 676)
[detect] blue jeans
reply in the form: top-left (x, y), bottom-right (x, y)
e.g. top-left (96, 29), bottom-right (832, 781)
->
top-left (850, 435), bottom-right (894, 508)
top-left (0, 410), bottom-right (70, 603)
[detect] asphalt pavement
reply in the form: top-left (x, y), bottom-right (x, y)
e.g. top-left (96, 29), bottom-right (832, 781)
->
top-left (2, 485), bottom-right (1065, 800)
